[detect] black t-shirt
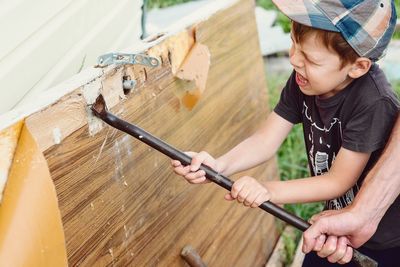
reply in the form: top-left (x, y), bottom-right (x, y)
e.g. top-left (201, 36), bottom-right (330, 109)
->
top-left (274, 64), bottom-right (399, 249)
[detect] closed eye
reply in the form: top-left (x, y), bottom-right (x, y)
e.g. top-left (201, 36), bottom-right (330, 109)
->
top-left (290, 34), bottom-right (322, 66)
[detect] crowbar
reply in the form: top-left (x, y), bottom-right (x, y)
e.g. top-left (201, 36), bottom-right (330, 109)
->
top-left (91, 94), bottom-right (377, 267)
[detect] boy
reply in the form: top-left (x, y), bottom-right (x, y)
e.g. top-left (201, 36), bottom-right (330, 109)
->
top-left (172, 0), bottom-right (399, 266)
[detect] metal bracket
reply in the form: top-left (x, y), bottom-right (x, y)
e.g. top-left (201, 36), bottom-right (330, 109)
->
top-left (97, 53), bottom-right (160, 68)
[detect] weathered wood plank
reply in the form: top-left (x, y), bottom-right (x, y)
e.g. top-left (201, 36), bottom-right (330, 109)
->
top-left (41, 0), bottom-right (279, 266)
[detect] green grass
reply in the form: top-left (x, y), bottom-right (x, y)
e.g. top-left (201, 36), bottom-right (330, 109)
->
top-left (394, 0), bottom-right (400, 40)
top-left (146, 0), bottom-right (192, 9)
top-left (392, 80), bottom-right (400, 96)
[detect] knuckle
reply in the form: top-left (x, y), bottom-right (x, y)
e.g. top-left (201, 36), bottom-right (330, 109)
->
top-left (327, 256), bottom-right (337, 263)
top-left (325, 244), bottom-right (336, 254)
top-left (303, 231), bottom-right (311, 241)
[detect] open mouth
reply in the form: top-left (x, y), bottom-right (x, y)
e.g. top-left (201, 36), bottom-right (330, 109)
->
top-left (295, 72), bottom-right (308, 87)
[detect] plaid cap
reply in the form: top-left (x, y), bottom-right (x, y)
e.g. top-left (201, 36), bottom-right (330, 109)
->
top-left (272, 0), bottom-right (397, 61)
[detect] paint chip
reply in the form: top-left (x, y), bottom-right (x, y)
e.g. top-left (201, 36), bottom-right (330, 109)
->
top-left (109, 248), bottom-right (114, 259)
top-left (52, 128), bottom-right (62, 144)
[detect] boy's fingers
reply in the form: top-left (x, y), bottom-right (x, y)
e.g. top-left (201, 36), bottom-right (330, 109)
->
top-left (253, 192), bottom-right (269, 207)
top-left (185, 175), bottom-right (205, 183)
top-left (224, 193), bottom-right (235, 201)
top-left (190, 151), bottom-right (209, 172)
top-left (189, 177), bottom-right (207, 184)
top-left (171, 160), bottom-right (182, 167)
top-left (185, 170), bottom-right (206, 180)
top-left (250, 192), bottom-right (261, 207)
top-left (244, 198), bottom-right (254, 207)
top-left (230, 183), bottom-right (240, 199)
top-left (237, 188), bottom-right (249, 204)
top-left (173, 165), bottom-right (191, 176)
top-left (238, 188), bottom-right (251, 207)
top-left (244, 193), bottom-right (256, 207)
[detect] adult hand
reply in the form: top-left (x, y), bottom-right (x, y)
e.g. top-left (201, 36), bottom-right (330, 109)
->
top-left (302, 207), bottom-right (378, 264)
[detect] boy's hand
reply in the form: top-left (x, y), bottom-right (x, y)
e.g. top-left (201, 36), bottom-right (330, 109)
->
top-left (171, 151), bottom-right (218, 184)
top-left (225, 176), bottom-right (271, 208)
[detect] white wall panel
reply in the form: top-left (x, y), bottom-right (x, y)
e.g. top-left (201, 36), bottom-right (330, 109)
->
top-left (0, 0), bottom-right (143, 113)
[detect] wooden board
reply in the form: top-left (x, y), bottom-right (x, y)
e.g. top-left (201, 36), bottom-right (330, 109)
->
top-left (19, 0), bottom-right (279, 265)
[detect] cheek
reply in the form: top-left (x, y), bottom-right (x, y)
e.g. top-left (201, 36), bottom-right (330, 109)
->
top-left (289, 45), bottom-right (294, 57)
top-left (306, 66), bottom-right (330, 83)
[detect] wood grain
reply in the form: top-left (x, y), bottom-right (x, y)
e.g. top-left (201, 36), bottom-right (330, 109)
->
top-left (42, 0), bottom-right (279, 266)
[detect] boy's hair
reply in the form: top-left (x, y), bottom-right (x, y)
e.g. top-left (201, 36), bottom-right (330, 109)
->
top-left (292, 21), bottom-right (359, 68)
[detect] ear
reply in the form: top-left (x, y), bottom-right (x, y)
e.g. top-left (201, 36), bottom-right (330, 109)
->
top-left (348, 58), bottom-right (372, 78)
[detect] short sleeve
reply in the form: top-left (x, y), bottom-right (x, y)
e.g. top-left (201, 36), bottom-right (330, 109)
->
top-left (274, 71), bottom-right (303, 124)
top-left (342, 98), bottom-right (398, 152)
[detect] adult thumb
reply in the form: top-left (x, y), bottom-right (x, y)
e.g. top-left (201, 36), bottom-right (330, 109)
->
top-left (302, 220), bottom-right (328, 253)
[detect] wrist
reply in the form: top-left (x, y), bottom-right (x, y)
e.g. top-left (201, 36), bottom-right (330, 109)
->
top-left (264, 181), bottom-right (277, 203)
top-left (349, 197), bottom-right (383, 230)
top-left (215, 158), bottom-right (229, 176)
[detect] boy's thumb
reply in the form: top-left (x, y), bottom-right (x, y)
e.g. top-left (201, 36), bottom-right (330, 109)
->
top-left (224, 193), bottom-right (235, 201)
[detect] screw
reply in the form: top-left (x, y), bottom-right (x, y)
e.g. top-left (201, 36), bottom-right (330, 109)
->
top-left (122, 76), bottom-right (136, 92)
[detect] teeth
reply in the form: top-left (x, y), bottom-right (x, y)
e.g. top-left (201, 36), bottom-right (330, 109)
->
top-left (297, 73), bottom-right (307, 84)
top-left (298, 74), bottom-right (306, 82)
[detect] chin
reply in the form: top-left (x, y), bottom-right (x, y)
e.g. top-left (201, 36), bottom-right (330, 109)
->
top-left (298, 86), bottom-right (315, 96)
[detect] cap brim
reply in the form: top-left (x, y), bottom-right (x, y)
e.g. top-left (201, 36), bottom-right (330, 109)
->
top-left (272, 0), bottom-right (340, 32)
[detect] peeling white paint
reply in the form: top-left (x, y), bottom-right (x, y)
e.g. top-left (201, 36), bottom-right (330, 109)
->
top-left (52, 128), bottom-right (62, 144)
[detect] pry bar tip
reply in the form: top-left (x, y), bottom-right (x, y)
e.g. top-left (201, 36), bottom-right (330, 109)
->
top-left (91, 94), bottom-right (108, 118)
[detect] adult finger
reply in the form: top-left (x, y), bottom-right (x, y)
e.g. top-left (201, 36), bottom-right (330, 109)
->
top-left (308, 210), bottom-right (332, 224)
top-left (327, 236), bottom-right (348, 263)
top-left (317, 235), bottom-right (338, 258)
top-left (313, 234), bottom-right (327, 252)
top-left (338, 247), bottom-right (353, 264)
top-left (303, 217), bottom-right (330, 253)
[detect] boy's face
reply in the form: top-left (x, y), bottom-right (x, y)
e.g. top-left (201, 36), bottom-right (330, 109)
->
top-left (289, 31), bottom-right (354, 99)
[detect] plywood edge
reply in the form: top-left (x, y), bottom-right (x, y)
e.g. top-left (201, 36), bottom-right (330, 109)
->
top-left (0, 121), bottom-right (23, 203)
top-left (0, 123), bottom-right (67, 266)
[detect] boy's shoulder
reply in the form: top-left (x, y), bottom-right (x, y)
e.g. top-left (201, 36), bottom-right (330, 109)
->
top-left (349, 64), bottom-right (399, 110)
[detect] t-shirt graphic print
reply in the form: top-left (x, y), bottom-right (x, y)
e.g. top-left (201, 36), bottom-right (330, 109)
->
top-left (302, 101), bottom-right (359, 210)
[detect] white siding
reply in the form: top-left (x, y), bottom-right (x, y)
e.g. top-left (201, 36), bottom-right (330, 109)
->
top-left (0, 0), bottom-right (143, 113)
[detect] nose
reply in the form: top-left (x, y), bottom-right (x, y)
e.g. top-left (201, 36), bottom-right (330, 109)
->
top-left (289, 45), bottom-right (304, 69)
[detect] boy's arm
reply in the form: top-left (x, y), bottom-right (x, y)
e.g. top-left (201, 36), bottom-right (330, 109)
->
top-left (175, 111), bottom-right (293, 183)
top-left (265, 147), bottom-right (370, 204)
top-left (217, 111), bottom-right (293, 176)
